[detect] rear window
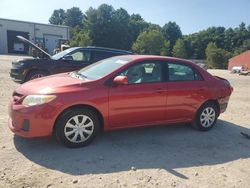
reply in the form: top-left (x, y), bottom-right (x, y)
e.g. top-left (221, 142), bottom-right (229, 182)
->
top-left (93, 51), bottom-right (120, 62)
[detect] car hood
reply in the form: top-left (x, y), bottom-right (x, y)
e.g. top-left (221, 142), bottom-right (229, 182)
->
top-left (12, 57), bottom-right (34, 66)
top-left (17, 35), bottom-right (52, 59)
top-left (16, 73), bottom-right (91, 95)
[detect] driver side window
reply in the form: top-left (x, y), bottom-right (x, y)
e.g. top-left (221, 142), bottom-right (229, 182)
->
top-left (120, 61), bottom-right (162, 84)
top-left (70, 51), bottom-right (91, 62)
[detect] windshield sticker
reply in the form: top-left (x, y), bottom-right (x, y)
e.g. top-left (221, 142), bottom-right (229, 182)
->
top-left (115, 60), bottom-right (128, 64)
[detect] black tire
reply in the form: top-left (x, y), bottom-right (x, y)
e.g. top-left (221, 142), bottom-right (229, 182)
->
top-left (55, 108), bottom-right (100, 148)
top-left (25, 70), bottom-right (48, 82)
top-left (192, 102), bottom-right (219, 131)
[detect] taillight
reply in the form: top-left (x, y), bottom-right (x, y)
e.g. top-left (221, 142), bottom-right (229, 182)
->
top-left (222, 79), bottom-right (233, 93)
top-left (230, 86), bottom-right (234, 92)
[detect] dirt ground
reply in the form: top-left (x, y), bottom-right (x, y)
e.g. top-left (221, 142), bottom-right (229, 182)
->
top-left (0, 55), bottom-right (250, 188)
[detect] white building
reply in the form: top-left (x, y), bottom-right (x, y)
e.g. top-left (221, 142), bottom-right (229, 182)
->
top-left (0, 18), bottom-right (69, 55)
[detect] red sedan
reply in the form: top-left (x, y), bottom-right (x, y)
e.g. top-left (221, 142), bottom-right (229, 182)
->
top-left (9, 55), bottom-right (233, 147)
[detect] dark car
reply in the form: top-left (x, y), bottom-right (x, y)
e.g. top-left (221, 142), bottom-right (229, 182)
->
top-left (10, 36), bottom-right (133, 83)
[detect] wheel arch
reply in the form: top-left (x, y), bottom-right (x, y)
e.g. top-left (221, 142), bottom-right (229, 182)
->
top-left (25, 68), bottom-right (50, 81)
top-left (53, 104), bottom-right (104, 134)
top-left (197, 99), bottom-right (220, 117)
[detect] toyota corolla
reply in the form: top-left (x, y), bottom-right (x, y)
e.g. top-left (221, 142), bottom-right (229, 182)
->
top-left (9, 55), bottom-right (233, 147)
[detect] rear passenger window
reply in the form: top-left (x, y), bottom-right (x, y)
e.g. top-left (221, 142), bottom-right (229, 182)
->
top-left (168, 63), bottom-right (203, 81)
top-left (93, 51), bottom-right (116, 62)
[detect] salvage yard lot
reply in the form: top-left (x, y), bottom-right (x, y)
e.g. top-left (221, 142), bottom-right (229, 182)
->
top-left (0, 55), bottom-right (250, 188)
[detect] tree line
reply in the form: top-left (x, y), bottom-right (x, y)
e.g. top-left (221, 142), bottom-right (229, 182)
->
top-left (49, 4), bottom-right (250, 69)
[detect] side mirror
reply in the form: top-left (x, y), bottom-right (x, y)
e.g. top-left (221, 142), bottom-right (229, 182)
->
top-left (62, 55), bottom-right (73, 61)
top-left (113, 75), bottom-right (128, 86)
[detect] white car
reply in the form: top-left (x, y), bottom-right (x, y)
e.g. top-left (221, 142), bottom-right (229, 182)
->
top-left (231, 66), bottom-right (244, 73)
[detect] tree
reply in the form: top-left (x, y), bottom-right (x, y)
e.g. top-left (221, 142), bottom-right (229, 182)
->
top-left (70, 30), bottom-right (92, 47)
top-left (64, 7), bottom-right (84, 27)
top-left (111, 8), bottom-right (131, 49)
top-left (132, 29), bottom-right (170, 55)
top-left (162, 22), bottom-right (182, 51)
top-left (49, 9), bottom-right (66, 25)
top-left (84, 4), bottom-right (115, 47)
top-left (224, 28), bottom-right (235, 52)
top-left (172, 39), bottom-right (188, 58)
top-left (160, 40), bottom-right (171, 56)
top-left (205, 42), bottom-right (231, 69)
top-left (83, 4), bottom-right (148, 50)
top-left (233, 22), bottom-right (250, 48)
top-left (184, 26), bottom-right (227, 59)
top-left (127, 14), bottom-right (149, 49)
top-left (234, 39), bottom-right (250, 55)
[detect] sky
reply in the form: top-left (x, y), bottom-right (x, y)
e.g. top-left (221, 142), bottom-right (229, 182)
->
top-left (0, 0), bottom-right (250, 34)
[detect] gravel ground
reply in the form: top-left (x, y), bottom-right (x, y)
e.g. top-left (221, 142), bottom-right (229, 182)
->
top-left (0, 55), bottom-right (250, 188)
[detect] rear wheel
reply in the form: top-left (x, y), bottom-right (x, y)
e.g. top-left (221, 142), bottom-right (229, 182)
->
top-left (55, 108), bottom-right (100, 148)
top-left (192, 102), bottom-right (219, 131)
top-left (25, 70), bottom-right (48, 82)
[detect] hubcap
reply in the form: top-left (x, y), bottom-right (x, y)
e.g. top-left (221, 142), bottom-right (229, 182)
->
top-left (200, 107), bottom-right (216, 128)
top-left (64, 115), bottom-right (94, 143)
top-left (30, 74), bottom-right (44, 80)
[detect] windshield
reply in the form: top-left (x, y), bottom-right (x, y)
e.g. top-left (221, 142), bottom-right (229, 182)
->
top-left (77, 56), bottom-right (131, 80)
top-left (51, 48), bottom-right (79, 60)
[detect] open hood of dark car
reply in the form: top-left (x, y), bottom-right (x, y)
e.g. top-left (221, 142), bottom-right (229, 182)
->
top-left (16, 35), bottom-right (52, 59)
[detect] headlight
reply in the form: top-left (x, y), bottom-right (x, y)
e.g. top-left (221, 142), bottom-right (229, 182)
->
top-left (18, 62), bottom-right (24, 66)
top-left (22, 95), bottom-right (56, 106)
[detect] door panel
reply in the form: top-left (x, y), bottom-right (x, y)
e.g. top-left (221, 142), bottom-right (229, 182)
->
top-left (55, 50), bottom-right (92, 73)
top-left (166, 62), bottom-right (207, 122)
top-left (108, 82), bottom-right (167, 127)
top-left (166, 81), bottom-right (207, 122)
top-left (108, 61), bottom-right (167, 127)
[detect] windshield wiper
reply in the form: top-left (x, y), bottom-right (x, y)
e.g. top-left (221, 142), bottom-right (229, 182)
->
top-left (77, 71), bottom-right (88, 79)
top-left (70, 71), bottom-right (83, 80)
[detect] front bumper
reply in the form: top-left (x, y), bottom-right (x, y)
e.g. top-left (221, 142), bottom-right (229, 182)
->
top-left (9, 67), bottom-right (26, 83)
top-left (8, 101), bottom-right (58, 138)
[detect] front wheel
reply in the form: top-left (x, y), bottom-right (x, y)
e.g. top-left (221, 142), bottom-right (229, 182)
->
top-left (25, 70), bottom-right (48, 82)
top-left (192, 102), bottom-right (219, 131)
top-left (55, 108), bottom-right (100, 148)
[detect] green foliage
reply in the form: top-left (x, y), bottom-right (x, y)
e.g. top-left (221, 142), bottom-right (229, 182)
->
top-left (84, 4), bottom-right (127, 49)
top-left (172, 39), bottom-right (188, 58)
top-left (70, 30), bottom-right (92, 47)
top-left (160, 40), bottom-right (171, 56)
top-left (127, 14), bottom-right (149, 49)
top-left (64, 7), bottom-right (84, 28)
top-left (205, 42), bottom-right (232, 69)
top-left (234, 39), bottom-right (250, 55)
top-left (162, 22), bottom-right (182, 51)
top-left (49, 9), bottom-right (66, 25)
top-left (132, 29), bottom-right (170, 55)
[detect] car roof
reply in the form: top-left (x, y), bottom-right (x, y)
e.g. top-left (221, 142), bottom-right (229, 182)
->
top-left (70, 46), bottom-right (133, 54)
top-left (116, 55), bottom-right (195, 64)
